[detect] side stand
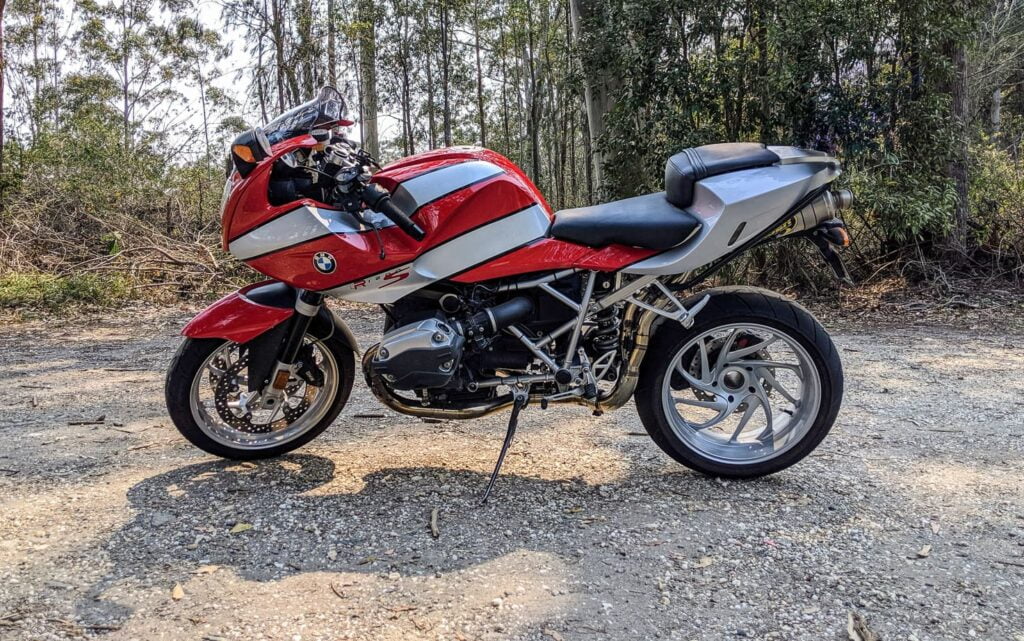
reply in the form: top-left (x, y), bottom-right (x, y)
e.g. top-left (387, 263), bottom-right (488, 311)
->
top-left (480, 391), bottom-right (528, 505)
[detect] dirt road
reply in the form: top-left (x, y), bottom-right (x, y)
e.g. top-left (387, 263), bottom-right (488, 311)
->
top-left (1, 303), bottom-right (1022, 640)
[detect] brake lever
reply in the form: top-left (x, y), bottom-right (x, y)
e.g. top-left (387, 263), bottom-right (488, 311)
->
top-left (353, 209), bottom-right (387, 260)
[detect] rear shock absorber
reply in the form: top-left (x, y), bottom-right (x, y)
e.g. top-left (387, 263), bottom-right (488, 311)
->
top-left (590, 311), bottom-right (621, 354)
top-left (588, 273), bottom-right (622, 380)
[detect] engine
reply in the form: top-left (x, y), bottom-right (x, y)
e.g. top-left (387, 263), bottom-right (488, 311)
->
top-left (369, 297), bottom-right (534, 390)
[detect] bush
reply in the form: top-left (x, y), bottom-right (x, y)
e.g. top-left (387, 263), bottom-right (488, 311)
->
top-left (0, 272), bottom-right (132, 310)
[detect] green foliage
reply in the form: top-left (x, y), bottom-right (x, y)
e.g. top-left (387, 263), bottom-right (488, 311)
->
top-left (0, 272), bottom-right (132, 310)
top-left (967, 133), bottom-right (1024, 263)
top-left (844, 158), bottom-right (957, 242)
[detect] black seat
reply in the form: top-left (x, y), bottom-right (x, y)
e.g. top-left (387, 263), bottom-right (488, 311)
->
top-left (665, 143), bottom-right (779, 209)
top-left (550, 192), bottom-right (701, 250)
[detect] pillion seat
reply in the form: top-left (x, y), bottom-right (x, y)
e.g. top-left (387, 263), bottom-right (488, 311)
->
top-left (665, 143), bottom-right (780, 209)
top-left (549, 142), bottom-right (780, 250)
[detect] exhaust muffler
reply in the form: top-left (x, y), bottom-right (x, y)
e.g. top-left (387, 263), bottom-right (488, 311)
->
top-left (778, 189), bottom-right (852, 237)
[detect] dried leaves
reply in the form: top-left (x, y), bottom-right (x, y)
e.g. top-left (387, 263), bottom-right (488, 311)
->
top-left (847, 612), bottom-right (880, 641)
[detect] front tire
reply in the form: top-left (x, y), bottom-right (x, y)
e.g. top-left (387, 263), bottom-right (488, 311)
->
top-left (165, 334), bottom-right (355, 460)
top-left (635, 287), bottom-right (843, 478)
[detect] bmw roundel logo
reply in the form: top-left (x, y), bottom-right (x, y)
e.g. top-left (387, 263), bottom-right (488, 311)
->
top-left (313, 251), bottom-right (337, 274)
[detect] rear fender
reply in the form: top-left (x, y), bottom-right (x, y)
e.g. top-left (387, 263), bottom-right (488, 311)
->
top-left (182, 281), bottom-right (359, 352)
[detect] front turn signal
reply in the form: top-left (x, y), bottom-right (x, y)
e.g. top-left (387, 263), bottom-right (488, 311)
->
top-left (230, 128), bottom-right (272, 177)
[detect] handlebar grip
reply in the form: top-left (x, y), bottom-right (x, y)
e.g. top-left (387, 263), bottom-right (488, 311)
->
top-left (362, 183), bottom-right (427, 242)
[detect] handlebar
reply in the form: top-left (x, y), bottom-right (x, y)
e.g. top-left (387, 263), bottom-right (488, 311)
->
top-left (361, 183), bottom-right (427, 242)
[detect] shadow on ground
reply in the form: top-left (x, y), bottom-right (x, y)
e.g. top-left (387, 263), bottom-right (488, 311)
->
top-left (78, 453), bottom-right (828, 627)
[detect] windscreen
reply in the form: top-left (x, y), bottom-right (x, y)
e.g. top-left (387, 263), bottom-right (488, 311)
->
top-left (263, 86), bottom-right (347, 144)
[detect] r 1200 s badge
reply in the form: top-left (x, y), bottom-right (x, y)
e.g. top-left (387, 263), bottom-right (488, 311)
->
top-left (313, 251), bottom-right (336, 274)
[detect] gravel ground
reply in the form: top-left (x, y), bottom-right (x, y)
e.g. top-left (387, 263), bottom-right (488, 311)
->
top-left (0, 302), bottom-right (1022, 641)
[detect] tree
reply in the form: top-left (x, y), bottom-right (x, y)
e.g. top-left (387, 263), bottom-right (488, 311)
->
top-left (570, 0), bottom-right (619, 195)
top-left (77, 0), bottom-right (183, 150)
top-left (356, 0), bottom-right (379, 157)
top-left (1, 0), bottom-right (7, 209)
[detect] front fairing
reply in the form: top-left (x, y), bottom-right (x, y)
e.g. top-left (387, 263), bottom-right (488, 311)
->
top-left (220, 134), bottom-right (325, 251)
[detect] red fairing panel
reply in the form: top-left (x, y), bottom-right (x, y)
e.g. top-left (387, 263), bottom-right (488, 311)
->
top-left (182, 283), bottom-right (292, 343)
top-left (221, 134), bottom-right (324, 249)
top-left (244, 172), bottom-right (538, 291)
top-left (452, 239), bottom-right (659, 283)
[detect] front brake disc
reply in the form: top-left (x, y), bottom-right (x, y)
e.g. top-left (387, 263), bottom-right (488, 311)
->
top-left (210, 352), bottom-right (315, 433)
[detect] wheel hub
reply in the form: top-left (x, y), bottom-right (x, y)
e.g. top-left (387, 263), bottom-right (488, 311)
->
top-left (209, 350), bottom-right (315, 434)
top-left (720, 368), bottom-right (746, 391)
top-left (687, 333), bottom-right (772, 404)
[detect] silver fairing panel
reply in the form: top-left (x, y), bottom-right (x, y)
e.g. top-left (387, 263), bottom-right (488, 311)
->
top-left (625, 152), bottom-right (840, 275)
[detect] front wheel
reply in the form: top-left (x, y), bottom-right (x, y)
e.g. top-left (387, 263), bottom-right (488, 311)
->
top-left (165, 334), bottom-right (355, 460)
top-left (635, 287), bottom-right (843, 478)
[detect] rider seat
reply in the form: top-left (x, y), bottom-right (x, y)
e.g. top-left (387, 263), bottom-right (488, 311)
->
top-left (550, 192), bottom-right (701, 250)
top-left (550, 143), bottom-right (779, 250)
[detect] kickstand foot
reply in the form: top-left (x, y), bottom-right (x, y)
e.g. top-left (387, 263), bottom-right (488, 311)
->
top-left (480, 393), bottom-right (527, 505)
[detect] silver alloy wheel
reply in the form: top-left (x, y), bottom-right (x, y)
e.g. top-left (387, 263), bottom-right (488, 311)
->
top-left (188, 340), bottom-right (340, 451)
top-left (661, 322), bottom-right (821, 464)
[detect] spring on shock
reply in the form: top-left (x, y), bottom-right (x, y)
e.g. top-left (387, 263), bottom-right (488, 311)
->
top-left (589, 307), bottom-right (621, 354)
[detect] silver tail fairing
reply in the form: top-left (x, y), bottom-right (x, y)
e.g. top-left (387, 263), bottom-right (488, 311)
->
top-left (625, 147), bottom-right (841, 276)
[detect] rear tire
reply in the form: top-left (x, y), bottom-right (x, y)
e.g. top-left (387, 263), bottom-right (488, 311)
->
top-left (634, 287), bottom-right (842, 478)
top-left (166, 335), bottom-right (355, 460)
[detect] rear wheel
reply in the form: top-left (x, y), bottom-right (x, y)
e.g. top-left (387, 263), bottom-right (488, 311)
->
top-left (635, 287), bottom-right (842, 478)
top-left (165, 334), bottom-right (355, 459)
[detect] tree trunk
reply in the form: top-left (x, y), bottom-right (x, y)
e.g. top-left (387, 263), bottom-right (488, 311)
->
top-left (197, 62), bottom-right (210, 224)
top-left (30, 0), bottom-right (41, 143)
top-left (473, 0), bottom-right (487, 147)
top-left (990, 86), bottom-right (1001, 139)
top-left (440, 2), bottom-right (453, 146)
top-left (400, 7), bottom-right (414, 155)
top-left (256, 27), bottom-right (269, 123)
top-left (357, 0), bottom-right (379, 158)
top-left (523, 5), bottom-right (542, 183)
top-left (121, 2), bottom-right (131, 150)
top-left (498, 16), bottom-right (511, 156)
top-left (270, 0), bottom-right (287, 112)
top-left (946, 41), bottom-right (970, 257)
top-left (0, 0), bottom-right (7, 209)
top-left (327, 0), bottom-right (337, 87)
top-left (422, 0), bottom-right (437, 149)
top-left (569, 0), bottom-right (618, 194)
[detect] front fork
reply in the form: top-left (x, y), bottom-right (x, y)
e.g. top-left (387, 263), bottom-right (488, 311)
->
top-left (258, 290), bottom-right (324, 411)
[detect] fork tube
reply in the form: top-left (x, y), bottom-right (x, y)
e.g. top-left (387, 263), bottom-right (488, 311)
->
top-left (278, 290), bottom-right (323, 365)
top-left (562, 272), bottom-right (596, 367)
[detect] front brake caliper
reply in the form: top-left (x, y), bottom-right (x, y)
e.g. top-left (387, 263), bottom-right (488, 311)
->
top-left (295, 343), bottom-right (325, 387)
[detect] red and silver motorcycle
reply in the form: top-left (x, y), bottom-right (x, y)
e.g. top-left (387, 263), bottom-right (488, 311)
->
top-left (166, 87), bottom-right (853, 495)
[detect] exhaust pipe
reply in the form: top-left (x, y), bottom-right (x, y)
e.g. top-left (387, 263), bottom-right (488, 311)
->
top-left (779, 189), bottom-right (853, 237)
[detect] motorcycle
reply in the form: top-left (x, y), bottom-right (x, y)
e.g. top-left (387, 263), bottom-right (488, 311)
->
top-left (166, 86), bottom-right (853, 498)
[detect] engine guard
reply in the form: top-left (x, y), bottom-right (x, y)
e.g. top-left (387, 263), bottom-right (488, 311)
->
top-left (182, 281), bottom-right (359, 351)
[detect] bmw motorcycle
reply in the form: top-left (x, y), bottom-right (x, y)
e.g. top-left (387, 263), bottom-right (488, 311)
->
top-left (166, 86), bottom-right (854, 495)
